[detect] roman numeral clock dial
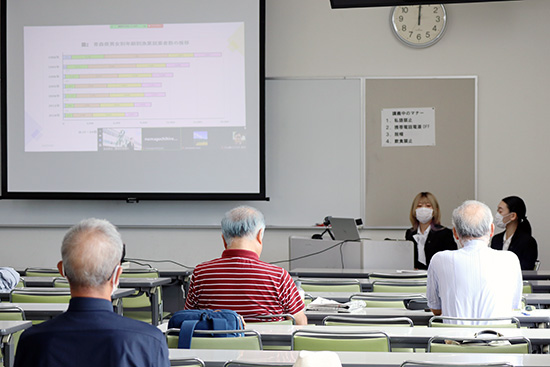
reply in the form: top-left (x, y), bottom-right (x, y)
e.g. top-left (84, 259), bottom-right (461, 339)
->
top-left (391, 4), bottom-right (447, 48)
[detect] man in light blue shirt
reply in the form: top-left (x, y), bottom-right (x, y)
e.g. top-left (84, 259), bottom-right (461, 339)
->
top-left (0, 267), bottom-right (20, 291)
top-left (427, 200), bottom-right (523, 324)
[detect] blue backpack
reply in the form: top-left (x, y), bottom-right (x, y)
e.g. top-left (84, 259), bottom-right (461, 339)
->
top-left (168, 309), bottom-right (244, 348)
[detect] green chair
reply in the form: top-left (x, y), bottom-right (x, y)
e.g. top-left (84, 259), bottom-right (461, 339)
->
top-left (291, 329), bottom-right (390, 352)
top-left (24, 267), bottom-right (60, 277)
top-left (10, 288), bottom-right (71, 303)
top-left (298, 278), bottom-right (361, 293)
top-left (523, 281), bottom-right (533, 294)
top-left (349, 294), bottom-right (409, 309)
top-left (427, 335), bottom-right (531, 354)
top-left (0, 305), bottom-right (26, 356)
top-left (247, 314), bottom-right (296, 325)
top-left (171, 358), bottom-right (206, 367)
top-left (166, 328), bottom-right (263, 350)
top-left (371, 280), bottom-right (427, 293)
top-left (400, 361), bottom-right (513, 367)
top-left (120, 268), bottom-right (167, 323)
top-left (428, 316), bottom-right (521, 328)
top-left (53, 277), bottom-right (70, 288)
top-left (246, 314), bottom-right (295, 350)
top-left (322, 315), bottom-right (413, 327)
top-left (322, 316), bottom-right (415, 352)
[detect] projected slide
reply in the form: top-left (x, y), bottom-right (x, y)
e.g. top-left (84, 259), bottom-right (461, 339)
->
top-left (24, 22), bottom-right (246, 152)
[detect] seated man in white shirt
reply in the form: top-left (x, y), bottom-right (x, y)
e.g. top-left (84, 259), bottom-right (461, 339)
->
top-left (427, 200), bottom-right (523, 324)
top-left (0, 267), bottom-right (20, 292)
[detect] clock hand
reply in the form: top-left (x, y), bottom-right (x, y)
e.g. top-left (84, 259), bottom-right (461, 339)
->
top-left (418, 5), bottom-right (422, 26)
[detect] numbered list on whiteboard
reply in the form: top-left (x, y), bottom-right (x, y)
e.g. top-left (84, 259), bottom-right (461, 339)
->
top-left (381, 107), bottom-right (435, 147)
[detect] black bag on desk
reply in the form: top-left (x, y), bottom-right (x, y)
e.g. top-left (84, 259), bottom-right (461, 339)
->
top-left (168, 309), bottom-right (244, 348)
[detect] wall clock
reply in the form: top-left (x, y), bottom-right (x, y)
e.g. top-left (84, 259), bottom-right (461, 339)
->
top-left (391, 4), bottom-right (447, 48)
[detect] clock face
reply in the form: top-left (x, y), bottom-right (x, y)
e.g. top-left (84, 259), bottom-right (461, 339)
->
top-left (391, 4), bottom-right (447, 48)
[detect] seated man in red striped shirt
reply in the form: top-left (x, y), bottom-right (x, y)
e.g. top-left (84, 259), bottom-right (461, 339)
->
top-left (184, 206), bottom-right (307, 325)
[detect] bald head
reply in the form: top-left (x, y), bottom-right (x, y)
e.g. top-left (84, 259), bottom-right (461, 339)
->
top-left (452, 200), bottom-right (494, 242)
top-left (61, 218), bottom-right (123, 289)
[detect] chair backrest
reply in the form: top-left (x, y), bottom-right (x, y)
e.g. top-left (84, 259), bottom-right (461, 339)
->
top-left (166, 328), bottom-right (263, 350)
top-left (523, 281), bottom-right (533, 294)
top-left (0, 305), bottom-right (26, 321)
top-left (170, 358), bottom-right (206, 367)
top-left (291, 329), bottom-right (390, 352)
top-left (298, 278), bottom-right (361, 293)
top-left (428, 316), bottom-right (521, 328)
top-left (247, 314), bottom-right (296, 325)
top-left (371, 280), bottom-right (427, 293)
top-left (322, 316), bottom-right (413, 327)
top-left (25, 267), bottom-right (60, 277)
top-left (119, 268), bottom-right (161, 322)
top-left (349, 294), bottom-right (411, 309)
top-left (400, 361), bottom-right (513, 367)
top-left (10, 288), bottom-right (71, 303)
top-left (0, 306), bottom-right (27, 355)
top-left (120, 268), bottom-right (160, 278)
top-left (369, 272), bottom-right (427, 281)
top-left (53, 278), bottom-right (71, 288)
top-left (427, 335), bottom-right (531, 354)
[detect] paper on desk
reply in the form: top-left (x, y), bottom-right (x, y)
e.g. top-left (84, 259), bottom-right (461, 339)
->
top-left (306, 297), bottom-right (365, 313)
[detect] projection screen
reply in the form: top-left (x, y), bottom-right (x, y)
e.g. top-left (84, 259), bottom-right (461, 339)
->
top-left (2, 0), bottom-right (265, 200)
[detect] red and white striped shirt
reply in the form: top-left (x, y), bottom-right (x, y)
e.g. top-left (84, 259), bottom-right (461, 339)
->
top-left (184, 249), bottom-right (305, 322)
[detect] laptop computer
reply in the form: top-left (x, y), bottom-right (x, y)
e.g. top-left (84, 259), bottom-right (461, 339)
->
top-left (329, 217), bottom-right (361, 241)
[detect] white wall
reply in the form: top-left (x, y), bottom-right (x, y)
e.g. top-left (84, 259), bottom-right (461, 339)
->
top-left (1, 0), bottom-right (549, 270)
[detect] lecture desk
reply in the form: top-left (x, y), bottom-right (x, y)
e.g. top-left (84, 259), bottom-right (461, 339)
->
top-left (0, 320), bottom-right (32, 367)
top-left (168, 349), bottom-right (550, 367)
top-left (151, 266), bottom-right (193, 312)
top-left (0, 302), bottom-right (68, 320)
top-left (304, 308), bottom-right (550, 328)
top-left (307, 291), bottom-right (550, 309)
top-left (0, 288), bottom-right (134, 316)
top-left (290, 268), bottom-right (550, 281)
top-left (21, 276), bottom-right (171, 325)
top-left (244, 324), bottom-right (550, 350)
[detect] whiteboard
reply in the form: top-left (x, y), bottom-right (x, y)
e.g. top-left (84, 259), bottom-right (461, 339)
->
top-left (0, 78), bottom-right (363, 227)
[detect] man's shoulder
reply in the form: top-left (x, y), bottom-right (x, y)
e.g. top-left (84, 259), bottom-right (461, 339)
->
top-left (488, 246), bottom-right (521, 261)
top-left (430, 247), bottom-right (456, 261)
top-left (196, 254), bottom-right (283, 272)
top-left (21, 309), bottom-right (165, 343)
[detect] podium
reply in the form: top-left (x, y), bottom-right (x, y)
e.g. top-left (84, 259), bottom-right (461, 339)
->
top-left (289, 236), bottom-right (414, 269)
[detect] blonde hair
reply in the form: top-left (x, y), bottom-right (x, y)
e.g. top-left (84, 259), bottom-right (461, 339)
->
top-left (409, 192), bottom-right (442, 229)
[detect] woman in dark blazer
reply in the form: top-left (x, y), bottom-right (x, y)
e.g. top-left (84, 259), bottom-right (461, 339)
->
top-left (491, 196), bottom-right (538, 270)
top-left (405, 192), bottom-right (456, 270)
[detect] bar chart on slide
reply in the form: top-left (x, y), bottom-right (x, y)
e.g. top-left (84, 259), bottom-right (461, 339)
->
top-left (24, 22), bottom-right (246, 152)
top-left (62, 52), bottom-right (222, 121)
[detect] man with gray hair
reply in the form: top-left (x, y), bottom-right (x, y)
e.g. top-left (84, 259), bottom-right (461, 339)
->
top-left (14, 218), bottom-right (170, 367)
top-left (426, 200), bottom-right (523, 324)
top-left (185, 206), bottom-right (307, 325)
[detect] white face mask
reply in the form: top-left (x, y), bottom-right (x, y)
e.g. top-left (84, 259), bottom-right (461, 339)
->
top-left (416, 207), bottom-right (433, 224)
top-left (111, 265), bottom-right (121, 296)
top-left (494, 212), bottom-right (512, 229)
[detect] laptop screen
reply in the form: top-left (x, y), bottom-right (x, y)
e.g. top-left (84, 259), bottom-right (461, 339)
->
top-left (329, 217), bottom-right (361, 241)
